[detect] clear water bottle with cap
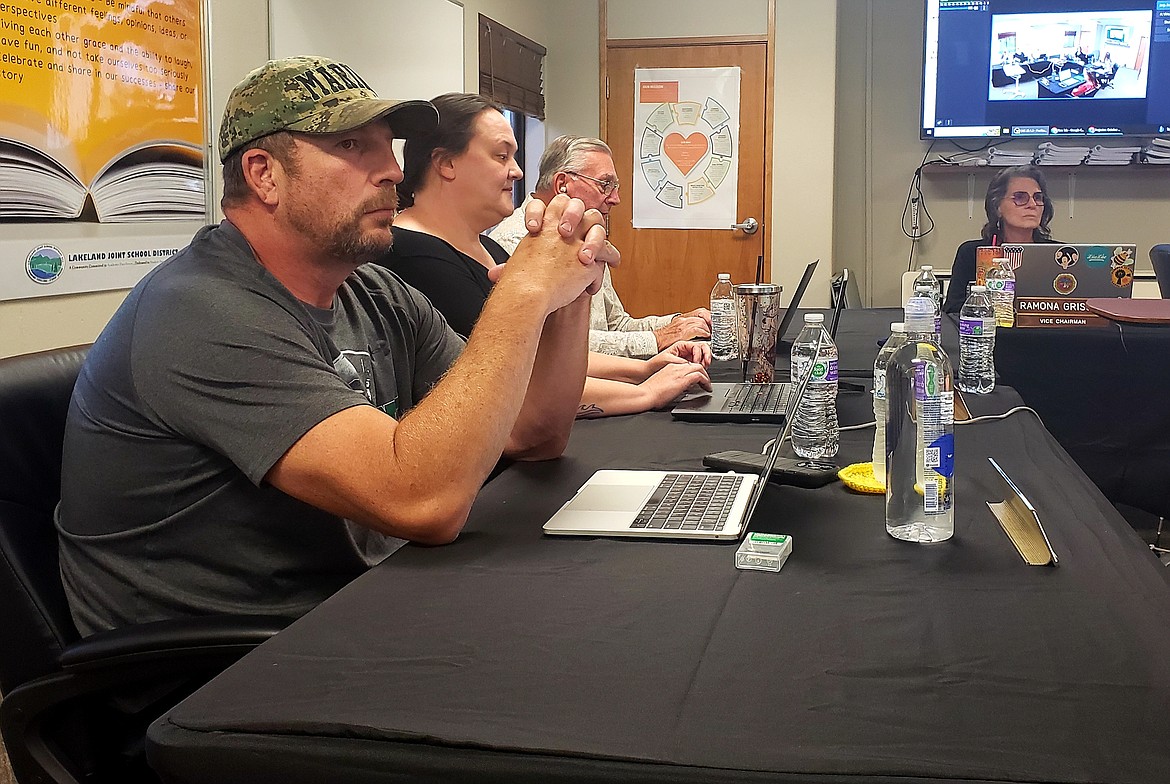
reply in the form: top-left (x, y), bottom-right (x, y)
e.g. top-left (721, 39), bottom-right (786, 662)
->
top-left (710, 273), bottom-right (737, 361)
top-left (958, 284), bottom-right (996, 394)
top-left (985, 260), bottom-right (1016, 328)
top-left (790, 313), bottom-right (839, 459)
top-left (913, 265), bottom-right (942, 334)
top-left (907, 288), bottom-right (940, 342)
top-left (872, 322), bottom-right (908, 486)
top-left (885, 295), bottom-right (955, 543)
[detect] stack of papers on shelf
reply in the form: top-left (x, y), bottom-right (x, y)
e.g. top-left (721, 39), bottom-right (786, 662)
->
top-left (1084, 144), bottom-right (1141, 165)
top-left (1141, 138), bottom-right (1170, 164)
top-left (1035, 142), bottom-right (1089, 165)
top-left (986, 146), bottom-right (1035, 166)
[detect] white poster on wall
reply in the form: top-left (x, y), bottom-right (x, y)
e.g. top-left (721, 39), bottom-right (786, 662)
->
top-left (632, 67), bottom-right (740, 230)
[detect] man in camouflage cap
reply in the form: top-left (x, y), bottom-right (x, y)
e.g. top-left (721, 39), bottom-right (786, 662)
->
top-left (217, 55), bottom-right (437, 162)
top-left (58, 56), bottom-right (617, 635)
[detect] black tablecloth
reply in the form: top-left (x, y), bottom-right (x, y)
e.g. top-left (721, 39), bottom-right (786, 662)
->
top-left (148, 392), bottom-right (1170, 784)
top-left (825, 308), bottom-right (1169, 518)
top-left (991, 319), bottom-right (1170, 517)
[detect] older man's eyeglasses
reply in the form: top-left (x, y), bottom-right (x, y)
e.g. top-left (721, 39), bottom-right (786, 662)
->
top-left (1008, 191), bottom-right (1045, 207)
top-left (567, 171), bottom-right (621, 196)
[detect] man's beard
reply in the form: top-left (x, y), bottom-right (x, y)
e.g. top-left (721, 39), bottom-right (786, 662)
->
top-left (287, 194), bottom-right (397, 265)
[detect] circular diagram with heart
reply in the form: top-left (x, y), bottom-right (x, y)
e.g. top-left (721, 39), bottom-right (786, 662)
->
top-left (638, 98), bottom-right (735, 209)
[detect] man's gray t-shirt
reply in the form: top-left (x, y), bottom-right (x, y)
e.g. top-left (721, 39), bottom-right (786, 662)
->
top-left (56, 221), bottom-right (464, 636)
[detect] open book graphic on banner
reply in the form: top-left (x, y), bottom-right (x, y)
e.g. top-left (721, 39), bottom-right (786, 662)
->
top-left (0, 136), bottom-right (204, 222)
top-left (0, 0), bottom-right (206, 223)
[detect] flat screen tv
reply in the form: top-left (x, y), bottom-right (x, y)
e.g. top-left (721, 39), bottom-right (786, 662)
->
top-left (921, 0), bottom-right (1170, 139)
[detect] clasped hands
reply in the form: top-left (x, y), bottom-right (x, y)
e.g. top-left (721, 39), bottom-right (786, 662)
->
top-left (486, 195), bottom-right (618, 299)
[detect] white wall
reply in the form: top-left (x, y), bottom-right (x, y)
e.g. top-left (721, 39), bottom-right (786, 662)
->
top-left (269, 0), bottom-right (465, 100)
top-left (607, 0), bottom-right (838, 306)
top-left (608, 0), bottom-right (768, 39)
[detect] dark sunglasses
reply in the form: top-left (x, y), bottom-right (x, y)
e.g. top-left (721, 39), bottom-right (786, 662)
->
top-left (1008, 191), bottom-right (1046, 207)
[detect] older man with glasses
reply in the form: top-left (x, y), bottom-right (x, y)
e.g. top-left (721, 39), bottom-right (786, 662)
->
top-left (491, 135), bottom-right (712, 358)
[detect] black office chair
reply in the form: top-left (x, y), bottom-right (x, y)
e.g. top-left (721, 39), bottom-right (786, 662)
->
top-left (1150, 245), bottom-right (1170, 298)
top-left (1096, 62), bottom-right (1119, 90)
top-left (0, 346), bottom-right (289, 784)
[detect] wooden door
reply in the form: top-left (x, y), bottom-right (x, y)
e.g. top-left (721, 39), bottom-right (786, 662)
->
top-left (604, 41), bottom-right (769, 318)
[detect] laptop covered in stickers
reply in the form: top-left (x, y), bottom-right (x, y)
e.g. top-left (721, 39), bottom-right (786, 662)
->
top-left (997, 243), bottom-right (1136, 327)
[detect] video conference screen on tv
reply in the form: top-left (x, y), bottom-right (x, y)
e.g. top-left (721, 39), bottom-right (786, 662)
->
top-left (921, 0), bottom-right (1170, 139)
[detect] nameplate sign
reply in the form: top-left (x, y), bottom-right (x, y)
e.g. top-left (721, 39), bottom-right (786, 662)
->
top-left (1015, 297), bottom-right (1107, 327)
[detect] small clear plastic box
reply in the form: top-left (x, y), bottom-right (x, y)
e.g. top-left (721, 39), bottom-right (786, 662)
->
top-left (735, 532), bottom-right (792, 572)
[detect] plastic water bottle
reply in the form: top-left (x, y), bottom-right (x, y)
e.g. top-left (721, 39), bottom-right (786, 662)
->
top-left (985, 260), bottom-right (1016, 328)
top-left (790, 313), bottom-right (839, 459)
top-left (710, 273), bottom-right (737, 361)
top-left (958, 284), bottom-right (996, 394)
top-left (913, 265), bottom-right (942, 333)
top-left (908, 288), bottom-right (940, 341)
top-left (872, 322), bottom-right (908, 486)
top-left (885, 295), bottom-right (955, 543)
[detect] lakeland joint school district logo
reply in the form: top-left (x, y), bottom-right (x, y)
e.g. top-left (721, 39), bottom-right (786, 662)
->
top-left (26, 245), bottom-right (64, 285)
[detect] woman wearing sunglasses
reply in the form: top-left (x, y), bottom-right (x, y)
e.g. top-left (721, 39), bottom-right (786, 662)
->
top-left (942, 164), bottom-right (1055, 313)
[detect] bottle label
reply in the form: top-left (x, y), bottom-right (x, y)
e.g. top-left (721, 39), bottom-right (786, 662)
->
top-left (810, 358), bottom-right (838, 382)
top-left (925, 432), bottom-right (955, 478)
top-left (959, 317), bottom-right (985, 336)
top-left (923, 480), bottom-right (942, 513)
top-left (986, 279), bottom-right (1016, 295)
top-left (914, 365), bottom-right (955, 516)
top-left (913, 362), bottom-right (939, 400)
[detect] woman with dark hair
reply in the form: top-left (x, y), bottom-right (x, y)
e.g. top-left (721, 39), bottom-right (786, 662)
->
top-left (383, 93), bottom-right (711, 418)
top-left (941, 164), bottom-right (1055, 313)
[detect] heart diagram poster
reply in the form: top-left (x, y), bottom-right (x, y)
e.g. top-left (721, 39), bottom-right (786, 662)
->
top-left (632, 67), bottom-right (740, 230)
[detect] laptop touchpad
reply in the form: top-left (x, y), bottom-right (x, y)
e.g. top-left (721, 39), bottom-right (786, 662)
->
top-left (571, 484), bottom-right (652, 512)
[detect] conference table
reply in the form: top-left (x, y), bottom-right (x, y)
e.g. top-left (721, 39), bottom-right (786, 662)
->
top-left (147, 310), bottom-right (1170, 784)
top-left (836, 307), bottom-right (1170, 519)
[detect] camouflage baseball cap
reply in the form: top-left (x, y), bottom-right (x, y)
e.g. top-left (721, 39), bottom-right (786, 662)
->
top-left (218, 56), bottom-right (438, 161)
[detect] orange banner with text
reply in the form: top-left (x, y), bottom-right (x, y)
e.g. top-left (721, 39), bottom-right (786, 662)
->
top-left (0, 0), bottom-right (205, 222)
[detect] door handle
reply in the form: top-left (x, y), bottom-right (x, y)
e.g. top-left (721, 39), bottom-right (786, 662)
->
top-left (731, 217), bottom-right (759, 235)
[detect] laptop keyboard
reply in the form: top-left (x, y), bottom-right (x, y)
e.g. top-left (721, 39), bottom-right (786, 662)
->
top-left (724, 383), bottom-right (791, 414)
top-left (630, 473), bottom-right (744, 531)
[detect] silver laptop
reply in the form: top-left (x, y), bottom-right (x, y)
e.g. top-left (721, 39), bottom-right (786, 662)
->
top-left (670, 260), bottom-right (839, 424)
top-left (544, 331), bottom-right (821, 540)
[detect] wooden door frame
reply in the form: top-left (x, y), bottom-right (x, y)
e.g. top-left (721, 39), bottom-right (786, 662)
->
top-left (598, 0), bottom-right (776, 273)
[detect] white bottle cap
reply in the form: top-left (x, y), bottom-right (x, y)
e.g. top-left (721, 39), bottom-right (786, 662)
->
top-left (971, 285), bottom-right (987, 293)
top-left (890, 322), bottom-right (906, 332)
top-left (804, 313), bottom-right (825, 324)
top-left (921, 265), bottom-right (934, 271)
top-left (717, 273), bottom-right (731, 280)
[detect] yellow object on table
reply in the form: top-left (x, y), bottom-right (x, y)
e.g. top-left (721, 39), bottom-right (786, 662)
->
top-left (838, 463), bottom-right (884, 494)
top-left (839, 463), bottom-right (949, 498)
